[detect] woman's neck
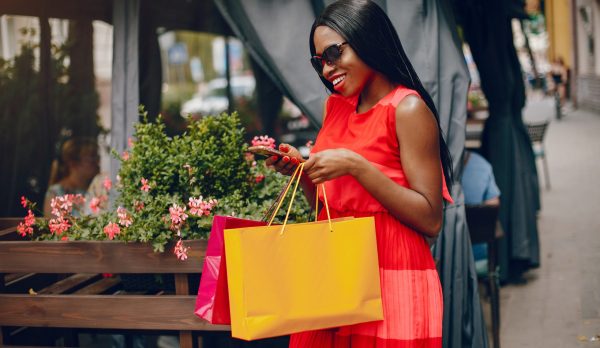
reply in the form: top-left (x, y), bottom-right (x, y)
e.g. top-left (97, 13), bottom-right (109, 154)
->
top-left (60, 174), bottom-right (89, 192)
top-left (357, 74), bottom-right (396, 113)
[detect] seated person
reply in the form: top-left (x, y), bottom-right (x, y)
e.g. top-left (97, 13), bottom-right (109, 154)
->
top-left (462, 150), bottom-right (500, 269)
top-left (43, 137), bottom-right (100, 217)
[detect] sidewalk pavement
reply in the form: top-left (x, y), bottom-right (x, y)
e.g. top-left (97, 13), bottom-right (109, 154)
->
top-left (496, 95), bottom-right (600, 347)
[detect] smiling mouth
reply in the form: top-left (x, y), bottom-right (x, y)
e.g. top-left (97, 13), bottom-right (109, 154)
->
top-left (332, 75), bottom-right (346, 86)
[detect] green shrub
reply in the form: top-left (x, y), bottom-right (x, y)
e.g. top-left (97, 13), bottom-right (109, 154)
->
top-left (20, 110), bottom-right (311, 256)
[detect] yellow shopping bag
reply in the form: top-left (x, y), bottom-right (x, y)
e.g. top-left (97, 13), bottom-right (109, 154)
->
top-left (224, 163), bottom-right (383, 340)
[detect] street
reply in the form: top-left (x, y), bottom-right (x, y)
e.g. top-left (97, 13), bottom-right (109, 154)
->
top-left (494, 95), bottom-right (600, 347)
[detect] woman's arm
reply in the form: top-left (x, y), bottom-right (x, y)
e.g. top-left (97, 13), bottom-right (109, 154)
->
top-left (304, 95), bottom-right (444, 237)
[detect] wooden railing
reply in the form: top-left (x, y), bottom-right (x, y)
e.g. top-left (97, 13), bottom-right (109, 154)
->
top-left (0, 219), bottom-right (229, 348)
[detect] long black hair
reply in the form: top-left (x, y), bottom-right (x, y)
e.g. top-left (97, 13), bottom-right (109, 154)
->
top-left (310, 0), bottom-right (454, 186)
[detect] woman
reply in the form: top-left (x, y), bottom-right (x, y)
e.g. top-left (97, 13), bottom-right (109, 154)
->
top-left (267, 0), bottom-right (453, 346)
top-left (43, 137), bottom-right (100, 217)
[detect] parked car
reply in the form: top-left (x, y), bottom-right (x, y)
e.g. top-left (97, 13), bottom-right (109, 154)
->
top-left (181, 76), bottom-right (256, 117)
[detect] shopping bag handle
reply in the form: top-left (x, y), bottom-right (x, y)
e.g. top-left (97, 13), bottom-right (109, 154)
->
top-left (266, 164), bottom-right (303, 226)
top-left (267, 163), bottom-right (333, 235)
top-left (261, 172), bottom-right (296, 222)
top-left (315, 181), bottom-right (332, 225)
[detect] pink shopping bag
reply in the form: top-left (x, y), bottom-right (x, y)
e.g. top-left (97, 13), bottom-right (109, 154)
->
top-left (195, 215), bottom-right (267, 324)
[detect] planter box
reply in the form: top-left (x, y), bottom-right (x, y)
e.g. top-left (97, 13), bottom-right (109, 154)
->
top-left (0, 221), bottom-right (228, 348)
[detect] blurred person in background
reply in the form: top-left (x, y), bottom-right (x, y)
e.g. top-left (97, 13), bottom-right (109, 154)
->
top-left (43, 137), bottom-right (100, 217)
top-left (549, 57), bottom-right (568, 107)
top-left (462, 150), bottom-right (500, 273)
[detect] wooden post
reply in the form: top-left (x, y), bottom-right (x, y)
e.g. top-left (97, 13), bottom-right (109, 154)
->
top-left (175, 274), bottom-right (196, 348)
top-left (1, 272), bottom-right (4, 346)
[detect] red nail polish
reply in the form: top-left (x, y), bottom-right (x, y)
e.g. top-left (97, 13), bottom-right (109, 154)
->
top-left (291, 157), bottom-right (299, 165)
top-left (282, 156), bottom-right (290, 163)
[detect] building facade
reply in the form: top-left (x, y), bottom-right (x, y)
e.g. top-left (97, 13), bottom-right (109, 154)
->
top-left (572, 0), bottom-right (600, 111)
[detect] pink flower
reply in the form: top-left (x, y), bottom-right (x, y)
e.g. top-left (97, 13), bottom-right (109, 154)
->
top-left (49, 218), bottom-right (71, 235)
top-left (17, 222), bottom-right (33, 237)
top-left (174, 239), bottom-right (189, 261)
top-left (117, 206), bottom-right (133, 227)
top-left (134, 200), bottom-right (145, 212)
top-left (255, 174), bottom-right (265, 184)
top-left (128, 137), bottom-right (135, 148)
top-left (18, 210), bottom-right (36, 236)
top-left (103, 177), bottom-right (112, 191)
top-left (140, 178), bottom-right (150, 192)
top-left (51, 196), bottom-right (71, 217)
top-left (50, 194), bottom-right (85, 218)
top-left (103, 222), bottom-right (121, 240)
top-left (89, 195), bottom-right (107, 214)
top-left (251, 135), bottom-right (276, 148)
top-left (122, 151), bottom-right (130, 161)
top-left (245, 152), bottom-right (255, 162)
top-left (24, 209), bottom-right (35, 226)
top-left (169, 204), bottom-right (188, 229)
top-left (188, 197), bottom-right (203, 216)
top-left (73, 194), bottom-right (85, 207)
top-left (20, 196), bottom-right (27, 208)
top-left (188, 197), bottom-right (217, 217)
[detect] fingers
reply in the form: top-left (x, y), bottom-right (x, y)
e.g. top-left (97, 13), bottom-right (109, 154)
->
top-left (264, 155), bottom-right (279, 166)
top-left (306, 169), bottom-right (325, 184)
top-left (264, 143), bottom-right (306, 176)
top-left (271, 155), bottom-right (298, 176)
top-left (279, 143), bottom-right (303, 161)
top-left (279, 143), bottom-right (290, 153)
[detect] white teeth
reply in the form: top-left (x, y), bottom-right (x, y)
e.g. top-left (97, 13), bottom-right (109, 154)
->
top-left (333, 75), bottom-right (345, 86)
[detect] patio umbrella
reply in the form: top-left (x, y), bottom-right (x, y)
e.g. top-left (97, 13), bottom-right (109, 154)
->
top-left (455, 0), bottom-right (541, 282)
top-left (383, 1), bottom-right (489, 346)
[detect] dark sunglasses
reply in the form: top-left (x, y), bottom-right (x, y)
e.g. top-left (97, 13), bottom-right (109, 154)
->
top-left (310, 42), bottom-right (348, 75)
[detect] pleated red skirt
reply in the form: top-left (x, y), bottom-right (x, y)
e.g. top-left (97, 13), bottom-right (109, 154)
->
top-left (289, 211), bottom-right (443, 348)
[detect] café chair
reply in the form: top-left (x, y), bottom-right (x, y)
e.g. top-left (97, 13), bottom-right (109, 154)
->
top-left (466, 204), bottom-right (502, 348)
top-left (526, 121), bottom-right (551, 190)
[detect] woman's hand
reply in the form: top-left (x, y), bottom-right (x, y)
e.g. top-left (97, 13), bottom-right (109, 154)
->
top-left (304, 149), bottom-right (363, 184)
top-left (265, 143), bottom-right (303, 176)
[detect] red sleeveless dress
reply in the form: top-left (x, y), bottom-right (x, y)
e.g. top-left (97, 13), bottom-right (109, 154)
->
top-left (289, 86), bottom-right (452, 348)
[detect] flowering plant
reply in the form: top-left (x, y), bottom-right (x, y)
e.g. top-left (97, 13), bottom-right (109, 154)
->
top-left (18, 110), bottom-right (311, 259)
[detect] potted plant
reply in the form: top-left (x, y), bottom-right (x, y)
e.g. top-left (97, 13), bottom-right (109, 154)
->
top-left (16, 109), bottom-right (311, 290)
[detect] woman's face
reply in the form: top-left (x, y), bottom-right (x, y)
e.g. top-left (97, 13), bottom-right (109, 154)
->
top-left (72, 149), bottom-right (100, 181)
top-left (313, 26), bottom-right (374, 97)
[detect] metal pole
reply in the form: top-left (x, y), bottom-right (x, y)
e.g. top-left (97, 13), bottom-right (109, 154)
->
top-left (570, 0), bottom-right (578, 107)
top-left (225, 36), bottom-right (233, 115)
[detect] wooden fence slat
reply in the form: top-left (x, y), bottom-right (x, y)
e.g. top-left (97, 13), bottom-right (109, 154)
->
top-left (37, 274), bottom-right (98, 294)
top-left (0, 218), bottom-right (21, 230)
top-left (72, 276), bottom-right (121, 295)
top-left (0, 218), bottom-right (21, 240)
top-left (0, 240), bottom-right (207, 273)
top-left (0, 294), bottom-right (230, 331)
top-left (5, 273), bottom-right (33, 285)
